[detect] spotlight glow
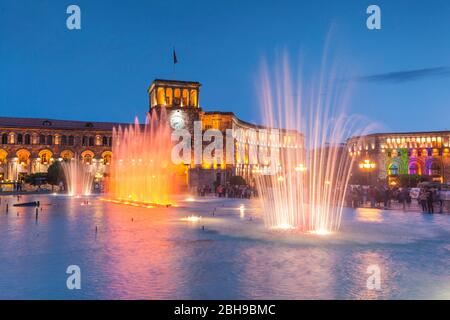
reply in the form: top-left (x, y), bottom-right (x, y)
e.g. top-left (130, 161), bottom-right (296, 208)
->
top-left (271, 223), bottom-right (296, 230)
top-left (181, 216), bottom-right (202, 222)
top-left (309, 228), bottom-right (331, 236)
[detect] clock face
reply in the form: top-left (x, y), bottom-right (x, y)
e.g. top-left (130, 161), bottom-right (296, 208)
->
top-left (169, 113), bottom-right (185, 129)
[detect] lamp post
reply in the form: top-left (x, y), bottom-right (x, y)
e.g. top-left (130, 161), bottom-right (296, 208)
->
top-left (359, 159), bottom-right (376, 186)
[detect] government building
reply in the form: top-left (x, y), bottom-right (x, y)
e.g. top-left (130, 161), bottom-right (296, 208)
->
top-left (0, 79), bottom-right (303, 191)
top-left (347, 131), bottom-right (450, 185)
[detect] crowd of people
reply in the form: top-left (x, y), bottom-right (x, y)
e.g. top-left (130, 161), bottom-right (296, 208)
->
top-left (346, 185), bottom-right (449, 213)
top-left (197, 184), bottom-right (256, 199)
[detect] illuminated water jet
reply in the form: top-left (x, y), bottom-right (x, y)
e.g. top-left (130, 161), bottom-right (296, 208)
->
top-left (256, 54), bottom-right (372, 233)
top-left (109, 108), bottom-right (177, 206)
top-left (60, 159), bottom-right (94, 196)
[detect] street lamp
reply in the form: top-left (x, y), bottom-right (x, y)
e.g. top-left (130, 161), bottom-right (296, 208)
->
top-left (359, 159), bottom-right (376, 185)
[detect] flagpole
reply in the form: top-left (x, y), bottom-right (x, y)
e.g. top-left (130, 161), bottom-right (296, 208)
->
top-left (173, 47), bottom-right (178, 78)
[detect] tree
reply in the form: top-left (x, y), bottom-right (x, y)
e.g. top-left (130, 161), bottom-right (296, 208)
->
top-left (229, 175), bottom-right (246, 186)
top-left (46, 161), bottom-right (66, 191)
top-left (24, 173), bottom-right (48, 187)
top-left (397, 174), bottom-right (432, 188)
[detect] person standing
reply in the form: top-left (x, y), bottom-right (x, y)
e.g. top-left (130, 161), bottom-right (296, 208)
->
top-left (419, 189), bottom-right (428, 213)
top-left (427, 188), bottom-right (435, 214)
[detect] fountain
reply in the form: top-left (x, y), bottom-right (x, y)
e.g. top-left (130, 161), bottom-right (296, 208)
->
top-left (256, 55), bottom-right (372, 233)
top-left (108, 108), bottom-right (177, 206)
top-left (60, 159), bottom-right (95, 196)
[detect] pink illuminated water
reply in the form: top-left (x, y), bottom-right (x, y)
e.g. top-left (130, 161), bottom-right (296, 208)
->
top-left (61, 159), bottom-right (94, 196)
top-left (256, 55), bottom-right (373, 233)
top-left (109, 108), bottom-right (177, 205)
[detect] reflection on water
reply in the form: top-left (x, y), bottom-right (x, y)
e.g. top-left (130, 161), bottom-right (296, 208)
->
top-left (356, 208), bottom-right (384, 223)
top-left (0, 194), bottom-right (449, 299)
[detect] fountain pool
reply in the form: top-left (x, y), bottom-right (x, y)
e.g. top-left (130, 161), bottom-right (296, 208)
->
top-left (0, 194), bottom-right (449, 299)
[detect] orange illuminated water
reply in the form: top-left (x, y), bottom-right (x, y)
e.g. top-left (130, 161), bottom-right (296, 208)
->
top-left (109, 108), bottom-right (177, 206)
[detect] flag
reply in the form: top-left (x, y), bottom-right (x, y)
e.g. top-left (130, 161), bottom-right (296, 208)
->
top-left (173, 49), bottom-right (178, 64)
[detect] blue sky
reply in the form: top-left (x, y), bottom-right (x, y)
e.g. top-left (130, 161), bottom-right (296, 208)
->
top-left (1, 0), bottom-right (450, 133)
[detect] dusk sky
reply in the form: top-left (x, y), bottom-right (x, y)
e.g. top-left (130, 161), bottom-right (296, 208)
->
top-left (1, 0), bottom-right (450, 133)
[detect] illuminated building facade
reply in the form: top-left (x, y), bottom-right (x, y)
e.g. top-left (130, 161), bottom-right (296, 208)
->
top-left (0, 117), bottom-right (117, 184)
top-left (1, 79), bottom-right (304, 190)
top-left (148, 79), bottom-right (304, 189)
top-left (347, 131), bottom-right (450, 185)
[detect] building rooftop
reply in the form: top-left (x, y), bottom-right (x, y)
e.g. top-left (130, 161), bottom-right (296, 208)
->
top-left (348, 130), bottom-right (450, 141)
top-left (0, 116), bottom-right (129, 131)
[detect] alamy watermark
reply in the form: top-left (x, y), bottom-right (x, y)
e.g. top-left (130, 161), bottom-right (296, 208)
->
top-left (66, 265), bottom-right (81, 290)
top-left (170, 121), bottom-right (294, 176)
top-left (66, 5), bottom-right (81, 30)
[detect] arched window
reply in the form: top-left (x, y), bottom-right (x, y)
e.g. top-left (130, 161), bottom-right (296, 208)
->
top-left (165, 88), bottom-right (173, 105)
top-left (68, 136), bottom-right (75, 146)
top-left (39, 150), bottom-right (53, 165)
top-left (81, 151), bottom-right (94, 165)
top-left (157, 87), bottom-right (165, 105)
top-left (182, 89), bottom-right (189, 106)
top-left (388, 164), bottom-right (399, 175)
top-left (174, 88), bottom-right (181, 106)
top-left (190, 90), bottom-right (197, 107)
top-left (409, 162), bottom-right (420, 175)
top-left (16, 149), bottom-right (30, 165)
top-left (82, 136), bottom-right (88, 146)
top-left (429, 162), bottom-right (441, 176)
top-left (1, 134), bottom-right (8, 144)
top-left (24, 134), bottom-right (31, 145)
top-left (102, 151), bottom-right (112, 165)
top-left (17, 134), bottom-right (23, 144)
top-left (39, 135), bottom-right (46, 145)
top-left (61, 135), bottom-right (67, 145)
top-left (47, 135), bottom-right (53, 145)
top-left (60, 150), bottom-right (74, 161)
top-left (88, 137), bottom-right (94, 146)
top-left (102, 136), bottom-right (108, 146)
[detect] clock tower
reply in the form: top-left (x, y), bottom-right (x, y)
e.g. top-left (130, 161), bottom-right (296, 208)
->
top-left (147, 79), bottom-right (202, 133)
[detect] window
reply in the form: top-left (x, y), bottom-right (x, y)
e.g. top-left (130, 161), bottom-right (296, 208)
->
top-left (41, 153), bottom-right (49, 164)
top-left (42, 120), bottom-right (52, 126)
top-left (165, 88), bottom-right (173, 105)
top-left (409, 163), bottom-right (420, 175)
top-left (157, 87), bottom-right (165, 105)
top-left (47, 135), bottom-right (53, 145)
top-left (88, 137), bottom-right (94, 146)
top-left (108, 137), bottom-right (112, 147)
top-left (1, 134), bottom-right (7, 144)
top-left (429, 163), bottom-right (441, 176)
top-left (388, 164), bottom-right (398, 175)
top-left (24, 134), bottom-right (31, 145)
top-left (39, 135), bottom-right (46, 145)
top-left (174, 88), bottom-right (181, 106)
top-left (182, 89), bottom-right (189, 106)
top-left (68, 136), bottom-right (74, 146)
top-left (102, 153), bottom-right (112, 165)
top-left (102, 136), bottom-right (108, 146)
top-left (17, 134), bottom-right (23, 144)
top-left (61, 135), bottom-right (67, 145)
top-left (190, 90), bottom-right (197, 107)
top-left (84, 154), bottom-right (92, 164)
top-left (82, 136), bottom-right (88, 146)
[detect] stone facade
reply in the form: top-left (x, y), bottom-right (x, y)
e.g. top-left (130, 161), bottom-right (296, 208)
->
top-left (0, 117), bottom-right (119, 182)
top-left (1, 79), bottom-right (304, 191)
top-left (347, 131), bottom-right (450, 185)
